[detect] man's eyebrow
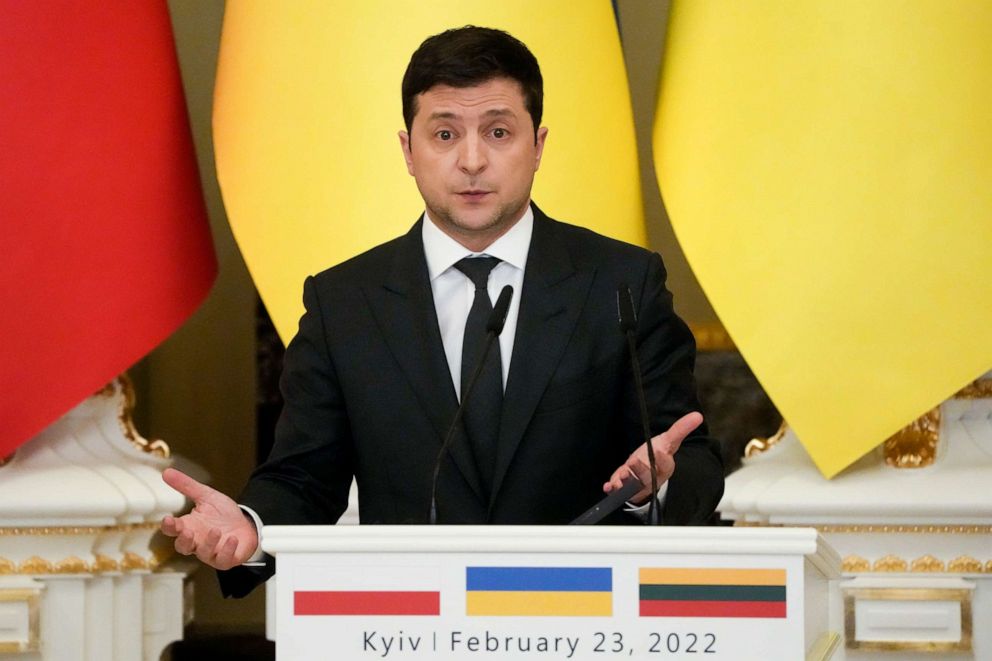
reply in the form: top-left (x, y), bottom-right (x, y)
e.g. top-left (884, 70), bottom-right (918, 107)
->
top-left (426, 107), bottom-right (517, 121)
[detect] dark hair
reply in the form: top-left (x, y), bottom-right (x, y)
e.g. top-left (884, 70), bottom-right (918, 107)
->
top-left (401, 26), bottom-right (543, 136)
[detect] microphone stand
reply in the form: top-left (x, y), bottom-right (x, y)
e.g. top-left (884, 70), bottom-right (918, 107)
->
top-left (618, 284), bottom-right (660, 525)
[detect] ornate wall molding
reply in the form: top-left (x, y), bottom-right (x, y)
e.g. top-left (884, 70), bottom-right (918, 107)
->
top-left (840, 553), bottom-right (988, 574)
top-left (735, 522), bottom-right (992, 534)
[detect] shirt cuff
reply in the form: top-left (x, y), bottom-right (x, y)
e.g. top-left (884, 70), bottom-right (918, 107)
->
top-left (623, 480), bottom-right (669, 520)
top-left (239, 505), bottom-right (267, 565)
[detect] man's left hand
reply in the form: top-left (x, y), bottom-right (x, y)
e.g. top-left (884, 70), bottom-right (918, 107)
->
top-left (603, 411), bottom-right (704, 504)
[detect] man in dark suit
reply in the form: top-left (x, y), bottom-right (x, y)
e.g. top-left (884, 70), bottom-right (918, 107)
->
top-left (161, 26), bottom-right (723, 597)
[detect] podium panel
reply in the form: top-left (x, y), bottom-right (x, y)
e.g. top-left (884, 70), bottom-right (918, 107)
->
top-left (263, 526), bottom-right (840, 661)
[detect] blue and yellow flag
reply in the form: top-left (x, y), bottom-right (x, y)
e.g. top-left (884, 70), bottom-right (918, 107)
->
top-left (466, 566), bottom-right (613, 616)
top-left (654, 1), bottom-right (992, 477)
top-left (215, 2), bottom-right (644, 343)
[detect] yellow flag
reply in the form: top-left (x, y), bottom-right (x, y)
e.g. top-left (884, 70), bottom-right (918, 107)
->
top-left (655, 1), bottom-right (992, 477)
top-left (215, 1), bottom-right (643, 343)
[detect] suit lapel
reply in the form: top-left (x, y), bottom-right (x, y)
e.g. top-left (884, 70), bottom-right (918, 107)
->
top-left (365, 220), bottom-right (486, 504)
top-left (489, 210), bottom-right (595, 511)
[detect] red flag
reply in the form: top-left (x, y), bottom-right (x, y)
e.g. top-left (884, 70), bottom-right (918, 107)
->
top-left (0, 2), bottom-right (216, 457)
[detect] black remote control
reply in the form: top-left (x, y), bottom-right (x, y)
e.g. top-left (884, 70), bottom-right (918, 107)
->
top-left (570, 475), bottom-right (644, 525)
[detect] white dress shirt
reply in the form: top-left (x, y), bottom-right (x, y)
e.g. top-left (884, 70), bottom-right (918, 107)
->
top-left (421, 206), bottom-right (532, 398)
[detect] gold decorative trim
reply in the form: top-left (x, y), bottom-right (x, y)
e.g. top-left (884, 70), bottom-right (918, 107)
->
top-left (0, 588), bottom-right (41, 654)
top-left (872, 555), bottom-right (908, 572)
top-left (121, 552), bottom-right (150, 571)
top-left (0, 557), bottom-right (15, 574)
top-left (844, 587), bottom-right (971, 652)
top-left (54, 556), bottom-right (89, 574)
top-left (92, 554), bottom-right (120, 573)
top-left (688, 322), bottom-right (736, 352)
top-left (733, 521), bottom-right (992, 534)
top-left (948, 556), bottom-right (984, 573)
top-left (954, 378), bottom-right (992, 399)
top-left (18, 556), bottom-right (52, 574)
top-left (883, 407), bottom-right (939, 468)
top-left (117, 374), bottom-right (170, 458)
top-left (911, 554), bottom-right (946, 573)
top-left (0, 522), bottom-right (159, 536)
top-left (745, 420), bottom-right (789, 458)
top-left (841, 553), bottom-right (992, 575)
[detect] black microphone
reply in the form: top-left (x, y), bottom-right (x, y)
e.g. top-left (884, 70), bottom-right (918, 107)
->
top-left (429, 285), bottom-right (513, 524)
top-left (617, 284), bottom-right (660, 524)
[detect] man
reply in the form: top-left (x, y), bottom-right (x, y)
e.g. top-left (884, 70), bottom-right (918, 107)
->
top-left (161, 26), bottom-right (723, 597)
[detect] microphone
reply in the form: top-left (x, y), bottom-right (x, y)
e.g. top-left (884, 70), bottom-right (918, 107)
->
top-left (617, 284), bottom-right (660, 525)
top-left (429, 285), bottom-right (514, 524)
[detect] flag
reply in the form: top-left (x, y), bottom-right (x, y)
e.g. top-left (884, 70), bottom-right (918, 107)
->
top-left (295, 591), bottom-right (440, 616)
top-left (214, 1), bottom-right (644, 343)
top-left (654, 1), bottom-right (992, 477)
top-left (0, 2), bottom-right (216, 457)
top-left (295, 566), bottom-right (440, 616)
top-left (639, 568), bottom-right (786, 618)
top-left (466, 566), bottom-right (613, 616)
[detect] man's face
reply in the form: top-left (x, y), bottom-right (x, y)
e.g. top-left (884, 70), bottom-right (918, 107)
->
top-left (399, 77), bottom-right (548, 251)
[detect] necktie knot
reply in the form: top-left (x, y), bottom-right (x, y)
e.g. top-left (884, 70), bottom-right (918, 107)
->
top-left (454, 256), bottom-right (501, 291)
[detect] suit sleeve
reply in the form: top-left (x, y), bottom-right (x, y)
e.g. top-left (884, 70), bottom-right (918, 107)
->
top-left (633, 253), bottom-right (724, 525)
top-left (218, 275), bottom-right (355, 597)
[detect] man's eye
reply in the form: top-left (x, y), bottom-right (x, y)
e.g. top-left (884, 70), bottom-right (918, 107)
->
top-left (437, 130), bottom-right (453, 140)
top-left (492, 128), bottom-right (508, 139)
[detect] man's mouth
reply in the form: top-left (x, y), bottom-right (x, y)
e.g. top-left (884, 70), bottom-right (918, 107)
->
top-left (457, 189), bottom-right (491, 201)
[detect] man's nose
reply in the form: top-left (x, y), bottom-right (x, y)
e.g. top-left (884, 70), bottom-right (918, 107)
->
top-left (457, 135), bottom-right (487, 175)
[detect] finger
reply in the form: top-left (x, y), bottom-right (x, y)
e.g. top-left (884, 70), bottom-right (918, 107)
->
top-left (212, 535), bottom-right (240, 570)
top-left (196, 528), bottom-right (223, 565)
top-left (654, 411), bottom-right (704, 454)
top-left (174, 526), bottom-right (197, 556)
top-left (161, 515), bottom-right (179, 537)
top-left (203, 527), bottom-right (222, 552)
top-left (162, 467), bottom-right (215, 504)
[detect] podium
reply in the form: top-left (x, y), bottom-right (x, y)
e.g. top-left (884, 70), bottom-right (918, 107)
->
top-left (261, 526), bottom-right (841, 660)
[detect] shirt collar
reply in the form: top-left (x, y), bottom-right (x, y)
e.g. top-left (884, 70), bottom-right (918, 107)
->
top-left (422, 205), bottom-right (533, 281)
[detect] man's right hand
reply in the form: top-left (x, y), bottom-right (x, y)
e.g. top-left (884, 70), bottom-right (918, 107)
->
top-left (160, 467), bottom-right (259, 570)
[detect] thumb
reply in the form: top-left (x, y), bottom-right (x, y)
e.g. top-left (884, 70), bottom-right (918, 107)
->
top-left (655, 411), bottom-right (704, 454)
top-left (162, 467), bottom-right (215, 504)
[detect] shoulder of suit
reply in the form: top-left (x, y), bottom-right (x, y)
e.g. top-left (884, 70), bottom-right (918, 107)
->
top-left (537, 210), bottom-right (657, 267)
top-left (306, 228), bottom-right (413, 287)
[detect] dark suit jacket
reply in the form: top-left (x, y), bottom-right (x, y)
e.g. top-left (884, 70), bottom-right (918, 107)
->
top-left (220, 205), bottom-right (723, 597)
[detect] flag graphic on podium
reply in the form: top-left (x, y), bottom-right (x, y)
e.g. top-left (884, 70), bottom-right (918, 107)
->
top-left (294, 566), bottom-right (441, 616)
top-left (466, 566), bottom-right (613, 616)
top-left (639, 568), bottom-right (787, 618)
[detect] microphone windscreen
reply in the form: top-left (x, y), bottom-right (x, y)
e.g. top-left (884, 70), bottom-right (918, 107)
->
top-left (486, 285), bottom-right (514, 334)
top-left (617, 284), bottom-right (637, 332)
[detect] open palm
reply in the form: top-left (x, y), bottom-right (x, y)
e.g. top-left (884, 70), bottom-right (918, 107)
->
top-left (161, 467), bottom-right (259, 570)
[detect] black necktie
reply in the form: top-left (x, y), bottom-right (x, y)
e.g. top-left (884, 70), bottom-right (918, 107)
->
top-left (454, 256), bottom-right (503, 495)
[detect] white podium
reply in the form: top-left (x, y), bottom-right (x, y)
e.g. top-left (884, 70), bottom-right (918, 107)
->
top-left (261, 526), bottom-right (842, 661)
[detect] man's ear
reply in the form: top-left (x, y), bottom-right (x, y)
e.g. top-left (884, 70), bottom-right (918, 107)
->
top-left (398, 130), bottom-right (414, 176)
top-left (534, 126), bottom-right (549, 171)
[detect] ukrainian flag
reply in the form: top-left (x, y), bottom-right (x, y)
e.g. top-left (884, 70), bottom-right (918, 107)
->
top-left (466, 567), bottom-right (612, 617)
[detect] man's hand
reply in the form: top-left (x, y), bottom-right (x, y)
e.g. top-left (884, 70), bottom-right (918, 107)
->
top-left (603, 412), bottom-right (704, 504)
top-left (160, 467), bottom-right (259, 570)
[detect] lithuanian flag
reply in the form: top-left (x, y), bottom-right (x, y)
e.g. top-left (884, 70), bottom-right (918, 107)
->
top-left (639, 568), bottom-right (786, 618)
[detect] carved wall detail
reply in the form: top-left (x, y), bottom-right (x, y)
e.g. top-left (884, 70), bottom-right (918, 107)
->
top-left (882, 407), bottom-right (940, 468)
top-left (872, 555), bottom-right (908, 572)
